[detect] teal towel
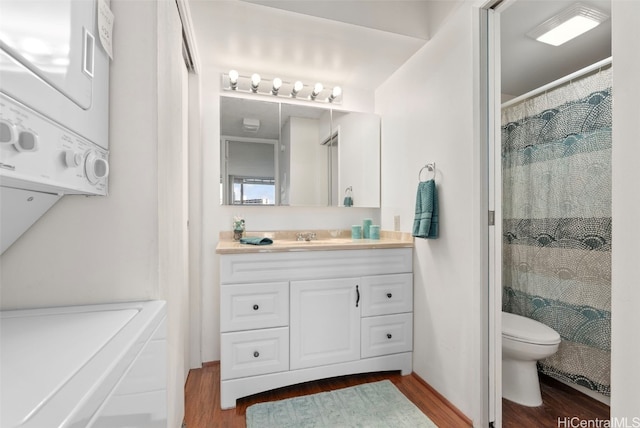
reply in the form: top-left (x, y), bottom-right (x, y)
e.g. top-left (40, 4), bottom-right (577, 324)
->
top-left (343, 196), bottom-right (353, 207)
top-left (240, 237), bottom-right (274, 246)
top-left (412, 180), bottom-right (439, 239)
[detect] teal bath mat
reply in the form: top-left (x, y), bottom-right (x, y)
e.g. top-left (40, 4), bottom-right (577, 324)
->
top-left (245, 380), bottom-right (438, 428)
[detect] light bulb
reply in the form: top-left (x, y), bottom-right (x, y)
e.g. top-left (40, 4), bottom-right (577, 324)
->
top-left (311, 82), bottom-right (324, 100)
top-left (250, 73), bottom-right (261, 92)
top-left (291, 80), bottom-right (303, 97)
top-left (229, 69), bottom-right (239, 83)
top-left (271, 77), bottom-right (282, 95)
top-left (329, 86), bottom-right (342, 102)
top-left (229, 69), bottom-right (239, 89)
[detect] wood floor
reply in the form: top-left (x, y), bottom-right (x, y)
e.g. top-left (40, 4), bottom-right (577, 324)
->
top-left (183, 362), bottom-right (471, 428)
top-left (503, 374), bottom-right (610, 428)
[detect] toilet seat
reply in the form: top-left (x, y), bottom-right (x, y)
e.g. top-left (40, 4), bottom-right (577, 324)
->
top-left (502, 312), bottom-right (561, 345)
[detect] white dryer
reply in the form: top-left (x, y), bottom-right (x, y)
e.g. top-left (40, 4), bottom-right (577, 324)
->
top-left (0, 0), bottom-right (111, 253)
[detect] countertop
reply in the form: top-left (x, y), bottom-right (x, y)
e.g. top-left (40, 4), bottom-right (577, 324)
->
top-left (215, 230), bottom-right (414, 254)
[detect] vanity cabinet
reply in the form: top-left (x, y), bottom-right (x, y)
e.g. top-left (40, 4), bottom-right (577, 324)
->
top-left (290, 277), bottom-right (361, 370)
top-left (218, 247), bottom-right (413, 409)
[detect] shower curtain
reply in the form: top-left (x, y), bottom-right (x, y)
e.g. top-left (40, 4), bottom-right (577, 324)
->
top-left (502, 66), bottom-right (612, 396)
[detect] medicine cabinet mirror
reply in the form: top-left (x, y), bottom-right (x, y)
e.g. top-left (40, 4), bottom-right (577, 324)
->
top-left (220, 96), bottom-right (380, 207)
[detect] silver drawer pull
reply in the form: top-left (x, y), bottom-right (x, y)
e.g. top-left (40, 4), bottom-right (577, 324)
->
top-left (386, 334), bottom-right (392, 339)
top-left (253, 304), bottom-right (259, 311)
top-left (386, 293), bottom-right (392, 298)
top-left (253, 351), bottom-right (260, 358)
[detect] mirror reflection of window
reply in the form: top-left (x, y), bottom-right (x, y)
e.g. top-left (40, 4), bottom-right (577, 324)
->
top-left (232, 176), bottom-right (275, 205)
top-left (224, 139), bottom-right (276, 205)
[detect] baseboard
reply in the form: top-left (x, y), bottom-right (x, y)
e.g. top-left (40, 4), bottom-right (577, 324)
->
top-left (410, 372), bottom-right (473, 427)
top-left (542, 374), bottom-right (611, 406)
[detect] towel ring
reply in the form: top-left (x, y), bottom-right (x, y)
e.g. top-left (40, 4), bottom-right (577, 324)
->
top-left (418, 163), bottom-right (436, 182)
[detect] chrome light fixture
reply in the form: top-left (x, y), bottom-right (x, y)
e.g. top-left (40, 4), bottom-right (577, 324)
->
top-left (222, 70), bottom-right (342, 104)
top-left (527, 3), bottom-right (608, 46)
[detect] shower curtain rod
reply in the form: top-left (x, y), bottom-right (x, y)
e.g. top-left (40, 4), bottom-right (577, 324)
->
top-left (501, 56), bottom-right (612, 109)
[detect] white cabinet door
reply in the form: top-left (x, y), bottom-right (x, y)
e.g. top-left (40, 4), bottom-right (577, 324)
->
top-left (361, 313), bottom-right (413, 358)
top-left (290, 278), bottom-right (360, 370)
top-left (221, 327), bottom-right (289, 380)
top-left (360, 273), bottom-right (413, 317)
top-left (220, 281), bottom-right (289, 332)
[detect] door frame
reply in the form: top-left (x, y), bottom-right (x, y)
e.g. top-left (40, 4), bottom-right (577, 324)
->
top-left (478, 1), bottom-right (517, 426)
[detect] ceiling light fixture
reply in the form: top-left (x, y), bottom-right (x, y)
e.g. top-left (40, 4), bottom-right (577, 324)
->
top-left (222, 71), bottom-right (342, 104)
top-left (242, 118), bottom-right (260, 133)
top-left (527, 3), bottom-right (608, 47)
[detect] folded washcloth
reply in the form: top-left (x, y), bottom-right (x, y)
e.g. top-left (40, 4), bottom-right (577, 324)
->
top-left (412, 179), bottom-right (439, 239)
top-left (240, 237), bottom-right (274, 246)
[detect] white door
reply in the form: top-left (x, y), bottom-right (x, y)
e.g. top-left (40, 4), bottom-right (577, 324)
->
top-left (290, 277), bottom-right (360, 370)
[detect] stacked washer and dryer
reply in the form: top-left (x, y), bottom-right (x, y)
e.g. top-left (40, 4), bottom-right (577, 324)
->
top-left (0, 2), bottom-right (168, 427)
top-left (0, 0), bottom-right (110, 253)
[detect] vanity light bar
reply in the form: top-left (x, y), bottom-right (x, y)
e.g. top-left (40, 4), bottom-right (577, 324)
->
top-left (222, 70), bottom-right (342, 104)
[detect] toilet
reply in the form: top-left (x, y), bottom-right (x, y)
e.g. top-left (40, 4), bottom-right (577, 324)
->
top-left (502, 311), bottom-right (561, 407)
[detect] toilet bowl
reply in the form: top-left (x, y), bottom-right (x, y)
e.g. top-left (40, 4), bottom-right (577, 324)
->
top-left (502, 311), bottom-right (561, 407)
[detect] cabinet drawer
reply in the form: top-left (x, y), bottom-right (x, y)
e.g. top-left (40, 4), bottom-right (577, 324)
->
top-left (360, 273), bottom-right (412, 317)
top-left (221, 327), bottom-right (289, 380)
top-left (361, 313), bottom-right (413, 358)
top-left (220, 282), bottom-right (289, 332)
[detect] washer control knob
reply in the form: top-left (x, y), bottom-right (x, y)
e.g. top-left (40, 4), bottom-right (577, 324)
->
top-left (85, 151), bottom-right (110, 184)
top-left (14, 131), bottom-right (38, 152)
top-left (65, 150), bottom-right (83, 167)
top-left (0, 119), bottom-right (16, 144)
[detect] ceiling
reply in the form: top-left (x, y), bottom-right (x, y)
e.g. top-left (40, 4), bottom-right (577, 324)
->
top-left (500, 0), bottom-right (611, 98)
top-left (188, 0), bottom-right (611, 101)
top-left (187, 0), bottom-right (455, 92)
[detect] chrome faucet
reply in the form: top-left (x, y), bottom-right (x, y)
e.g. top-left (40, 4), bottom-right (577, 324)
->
top-left (296, 232), bottom-right (317, 242)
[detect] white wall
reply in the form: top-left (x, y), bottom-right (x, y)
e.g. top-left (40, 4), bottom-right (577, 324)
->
top-left (0, 1), bottom-right (190, 426)
top-left (157, 1), bottom-right (191, 425)
top-left (334, 111), bottom-right (381, 208)
top-left (611, 0), bottom-right (640, 420)
top-left (199, 67), bottom-right (381, 362)
top-left (375, 2), bottom-right (483, 424)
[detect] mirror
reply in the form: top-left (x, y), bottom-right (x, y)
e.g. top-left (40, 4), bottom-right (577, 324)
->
top-left (220, 96), bottom-right (380, 207)
top-left (220, 98), bottom-right (279, 205)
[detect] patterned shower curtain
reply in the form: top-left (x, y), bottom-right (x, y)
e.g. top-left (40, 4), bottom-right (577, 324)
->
top-left (502, 66), bottom-right (612, 396)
